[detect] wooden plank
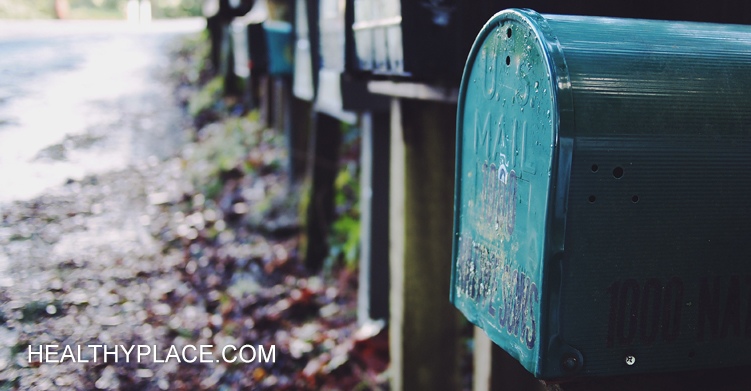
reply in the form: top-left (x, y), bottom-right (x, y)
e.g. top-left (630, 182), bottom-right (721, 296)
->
top-left (304, 111), bottom-right (342, 271)
top-left (474, 326), bottom-right (551, 391)
top-left (368, 81), bottom-right (459, 103)
top-left (390, 98), bottom-right (465, 391)
top-left (389, 98), bottom-right (406, 391)
top-left (358, 111), bottom-right (390, 323)
top-left (272, 77), bottom-right (287, 135)
top-left (259, 74), bottom-right (271, 128)
top-left (288, 96), bottom-right (311, 183)
top-left (474, 326), bottom-right (494, 391)
top-left (274, 77), bottom-right (311, 183)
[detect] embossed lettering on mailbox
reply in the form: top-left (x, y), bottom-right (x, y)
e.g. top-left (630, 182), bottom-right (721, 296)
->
top-left (452, 14), bottom-right (555, 374)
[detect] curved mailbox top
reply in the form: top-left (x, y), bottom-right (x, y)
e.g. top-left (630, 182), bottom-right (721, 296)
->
top-left (452, 9), bottom-right (751, 379)
top-left (452, 8), bottom-right (566, 377)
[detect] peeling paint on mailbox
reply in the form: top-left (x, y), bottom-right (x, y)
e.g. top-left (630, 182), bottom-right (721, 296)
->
top-left (452, 9), bottom-right (557, 375)
top-left (452, 8), bottom-right (751, 380)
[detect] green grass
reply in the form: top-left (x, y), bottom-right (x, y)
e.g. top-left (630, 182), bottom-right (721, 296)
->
top-left (0, 0), bottom-right (56, 19)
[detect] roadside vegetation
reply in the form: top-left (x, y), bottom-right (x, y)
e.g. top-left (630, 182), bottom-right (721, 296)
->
top-left (167, 30), bottom-right (387, 389)
top-left (0, 0), bottom-right (202, 20)
top-left (0, 28), bottom-right (387, 391)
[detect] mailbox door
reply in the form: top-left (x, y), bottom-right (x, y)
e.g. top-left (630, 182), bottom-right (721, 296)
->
top-left (452, 10), bottom-right (567, 376)
top-left (263, 20), bottom-right (293, 76)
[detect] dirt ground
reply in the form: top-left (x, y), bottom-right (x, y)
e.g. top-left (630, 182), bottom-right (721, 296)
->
top-left (0, 31), bottom-right (388, 390)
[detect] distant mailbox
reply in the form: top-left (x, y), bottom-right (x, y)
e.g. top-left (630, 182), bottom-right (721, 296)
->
top-left (352, 1), bottom-right (516, 79)
top-left (451, 9), bottom-right (751, 379)
top-left (231, 0), bottom-right (267, 79)
top-left (352, 0), bottom-right (473, 78)
top-left (315, 0), bottom-right (388, 121)
top-left (263, 20), bottom-right (294, 75)
top-left (352, 2), bottom-right (751, 80)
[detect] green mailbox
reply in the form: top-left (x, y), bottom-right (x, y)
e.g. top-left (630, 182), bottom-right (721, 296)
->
top-left (452, 9), bottom-right (751, 379)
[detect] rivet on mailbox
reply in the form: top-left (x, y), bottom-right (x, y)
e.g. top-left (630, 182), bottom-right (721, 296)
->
top-left (452, 8), bottom-right (751, 379)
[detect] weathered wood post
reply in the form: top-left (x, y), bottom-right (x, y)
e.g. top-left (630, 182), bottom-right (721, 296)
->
top-left (358, 111), bottom-right (390, 322)
top-left (387, 95), bottom-right (465, 391)
top-left (473, 327), bottom-right (547, 391)
top-left (305, 112), bottom-right (342, 270)
top-left (288, 0), bottom-right (316, 183)
top-left (288, 97), bottom-right (312, 183)
top-left (301, 0), bottom-right (391, 282)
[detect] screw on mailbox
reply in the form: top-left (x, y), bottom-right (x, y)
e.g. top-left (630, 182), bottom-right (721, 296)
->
top-left (562, 356), bottom-right (578, 371)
